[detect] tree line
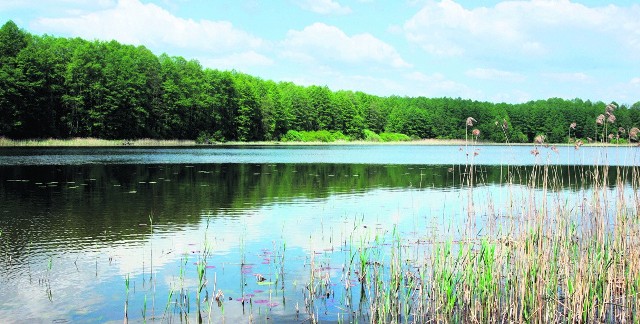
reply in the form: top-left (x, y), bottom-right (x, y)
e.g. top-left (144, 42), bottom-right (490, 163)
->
top-left (1, 21), bottom-right (639, 143)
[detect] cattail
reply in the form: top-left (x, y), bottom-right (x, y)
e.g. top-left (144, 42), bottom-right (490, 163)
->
top-left (466, 117), bottom-right (477, 127)
top-left (472, 129), bottom-right (480, 136)
top-left (596, 114), bottom-right (605, 125)
top-left (569, 122), bottom-right (577, 129)
top-left (534, 135), bottom-right (545, 145)
top-left (607, 114), bottom-right (616, 124)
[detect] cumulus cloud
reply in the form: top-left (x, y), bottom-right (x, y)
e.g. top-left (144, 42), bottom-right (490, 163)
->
top-left (282, 22), bottom-right (411, 68)
top-left (403, 0), bottom-right (640, 61)
top-left (466, 68), bottom-right (525, 82)
top-left (31, 0), bottom-right (268, 66)
top-left (294, 0), bottom-right (351, 15)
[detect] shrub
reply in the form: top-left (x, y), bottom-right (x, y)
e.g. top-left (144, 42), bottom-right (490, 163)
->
top-left (363, 129), bottom-right (382, 142)
top-left (379, 132), bottom-right (411, 142)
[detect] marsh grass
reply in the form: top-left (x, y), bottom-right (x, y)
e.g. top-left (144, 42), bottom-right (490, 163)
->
top-left (294, 117), bottom-right (640, 323)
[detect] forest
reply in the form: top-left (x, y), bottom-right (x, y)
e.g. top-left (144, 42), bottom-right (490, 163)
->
top-left (1, 20), bottom-right (639, 143)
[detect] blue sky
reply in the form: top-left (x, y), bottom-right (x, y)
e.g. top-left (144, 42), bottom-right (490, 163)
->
top-left (1, 0), bottom-right (639, 104)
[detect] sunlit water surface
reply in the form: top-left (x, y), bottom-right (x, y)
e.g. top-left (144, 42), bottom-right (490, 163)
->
top-left (0, 145), bottom-right (638, 322)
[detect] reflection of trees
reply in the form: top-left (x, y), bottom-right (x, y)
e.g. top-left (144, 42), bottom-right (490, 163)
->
top-left (0, 163), bottom-right (634, 256)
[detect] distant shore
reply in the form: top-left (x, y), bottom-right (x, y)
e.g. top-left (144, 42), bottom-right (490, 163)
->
top-left (0, 137), bottom-right (634, 147)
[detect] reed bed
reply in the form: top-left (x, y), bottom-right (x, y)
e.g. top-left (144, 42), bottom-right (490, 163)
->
top-left (295, 116), bottom-right (640, 323)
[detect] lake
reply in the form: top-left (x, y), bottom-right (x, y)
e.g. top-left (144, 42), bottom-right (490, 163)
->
top-left (0, 145), bottom-right (638, 322)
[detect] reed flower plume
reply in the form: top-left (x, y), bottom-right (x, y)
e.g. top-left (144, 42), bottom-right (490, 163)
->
top-left (630, 127), bottom-right (639, 140)
top-left (466, 117), bottom-right (477, 127)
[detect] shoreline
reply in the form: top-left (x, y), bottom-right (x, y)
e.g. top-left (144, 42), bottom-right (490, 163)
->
top-left (0, 137), bottom-right (634, 147)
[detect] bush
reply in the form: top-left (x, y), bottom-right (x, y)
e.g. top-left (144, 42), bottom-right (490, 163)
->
top-left (363, 129), bottom-right (382, 142)
top-left (379, 132), bottom-right (411, 142)
top-left (196, 131), bottom-right (225, 144)
top-left (282, 130), bottom-right (303, 142)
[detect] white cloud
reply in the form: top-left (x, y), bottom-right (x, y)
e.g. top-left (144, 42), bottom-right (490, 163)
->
top-left (295, 0), bottom-right (351, 15)
top-left (403, 0), bottom-right (640, 60)
top-left (543, 72), bottom-right (593, 83)
top-left (199, 51), bottom-right (274, 70)
top-left (466, 68), bottom-right (525, 82)
top-left (31, 0), bottom-right (265, 59)
top-left (282, 22), bottom-right (411, 68)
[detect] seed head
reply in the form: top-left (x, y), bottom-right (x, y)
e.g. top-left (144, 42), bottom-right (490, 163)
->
top-left (607, 114), bottom-right (616, 124)
top-left (502, 119), bottom-right (508, 130)
top-left (466, 117), bottom-right (477, 127)
top-left (606, 103), bottom-right (617, 114)
top-left (574, 139), bottom-right (583, 150)
top-left (630, 127), bottom-right (639, 140)
top-left (569, 122), bottom-right (577, 130)
top-left (472, 128), bottom-right (480, 136)
top-left (619, 127), bottom-right (626, 134)
top-left (596, 114), bottom-right (605, 125)
top-left (534, 135), bottom-right (545, 145)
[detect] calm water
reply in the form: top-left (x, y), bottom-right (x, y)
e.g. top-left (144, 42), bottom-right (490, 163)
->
top-left (0, 145), bottom-right (638, 322)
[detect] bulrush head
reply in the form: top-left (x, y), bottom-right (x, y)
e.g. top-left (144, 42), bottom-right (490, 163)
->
top-left (630, 127), bottom-right (639, 140)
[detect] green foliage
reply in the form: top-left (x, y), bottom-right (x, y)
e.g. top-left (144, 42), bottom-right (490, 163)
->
top-left (0, 21), bottom-right (638, 143)
top-left (379, 132), bottom-right (411, 142)
top-left (282, 130), bottom-right (348, 142)
top-left (363, 129), bottom-right (381, 142)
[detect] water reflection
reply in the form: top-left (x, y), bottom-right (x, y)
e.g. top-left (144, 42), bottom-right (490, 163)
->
top-left (0, 161), bottom-right (638, 321)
